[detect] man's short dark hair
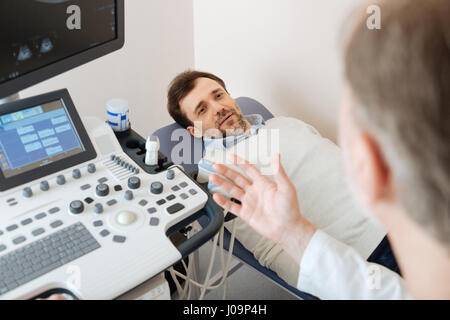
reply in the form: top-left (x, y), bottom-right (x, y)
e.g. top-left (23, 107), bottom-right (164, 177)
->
top-left (167, 70), bottom-right (228, 128)
top-left (345, 0), bottom-right (450, 246)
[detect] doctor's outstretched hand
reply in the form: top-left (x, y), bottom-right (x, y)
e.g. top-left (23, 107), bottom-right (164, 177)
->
top-left (210, 154), bottom-right (317, 264)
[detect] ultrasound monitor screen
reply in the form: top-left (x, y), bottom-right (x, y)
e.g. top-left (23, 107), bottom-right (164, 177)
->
top-left (0, 99), bottom-right (84, 178)
top-left (0, 0), bottom-right (117, 86)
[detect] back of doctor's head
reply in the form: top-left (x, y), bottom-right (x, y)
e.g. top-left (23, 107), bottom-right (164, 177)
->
top-left (344, 0), bottom-right (449, 247)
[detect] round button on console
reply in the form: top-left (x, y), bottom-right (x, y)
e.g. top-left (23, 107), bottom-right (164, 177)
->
top-left (127, 177), bottom-right (141, 190)
top-left (96, 184), bottom-right (109, 197)
top-left (166, 169), bottom-right (175, 180)
top-left (56, 175), bottom-right (66, 185)
top-left (150, 182), bottom-right (163, 195)
top-left (70, 200), bottom-right (84, 214)
top-left (72, 169), bottom-right (81, 179)
top-left (40, 181), bottom-right (50, 191)
top-left (124, 190), bottom-right (133, 201)
top-left (23, 187), bottom-right (33, 198)
top-left (94, 203), bottom-right (104, 214)
top-left (87, 163), bottom-right (96, 173)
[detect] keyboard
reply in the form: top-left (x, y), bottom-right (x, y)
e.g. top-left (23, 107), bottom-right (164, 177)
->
top-left (0, 223), bottom-right (100, 295)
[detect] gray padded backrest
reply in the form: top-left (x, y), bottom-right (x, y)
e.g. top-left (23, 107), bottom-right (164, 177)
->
top-left (152, 97), bottom-right (274, 174)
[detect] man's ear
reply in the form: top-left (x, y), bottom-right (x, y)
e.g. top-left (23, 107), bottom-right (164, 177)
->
top-left (355, 131), bottom-right (391, 206)
top-left (187, 126), bottom-right (203, 139)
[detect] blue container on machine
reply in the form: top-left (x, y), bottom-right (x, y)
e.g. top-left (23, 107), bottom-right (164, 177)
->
top-left (106, 99), bottom-right (130, 132)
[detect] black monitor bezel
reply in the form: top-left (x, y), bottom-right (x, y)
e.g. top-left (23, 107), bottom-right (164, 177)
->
top-left (0, 89), bottom-right (97, 191)
top-left (0, 0), bottom-right (125, 99)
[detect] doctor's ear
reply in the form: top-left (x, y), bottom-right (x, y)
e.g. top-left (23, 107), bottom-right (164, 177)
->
top-left (187, 126), bottom-right (203, 139)
top-left (354, 131), bottom-right (391, 206)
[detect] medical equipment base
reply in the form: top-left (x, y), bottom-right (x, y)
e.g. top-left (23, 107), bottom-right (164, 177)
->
top-left (0, 89), bottom-right (223, 300)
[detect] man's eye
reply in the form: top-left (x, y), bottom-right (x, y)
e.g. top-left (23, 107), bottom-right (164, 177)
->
top-left (199, 107), bottom-right (206, 114)
top-left (216, 93), bottom-right (223, 99)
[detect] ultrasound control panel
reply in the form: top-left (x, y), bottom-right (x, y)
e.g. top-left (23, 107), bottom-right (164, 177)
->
top-left (0, 90), bottom-right (218, 300)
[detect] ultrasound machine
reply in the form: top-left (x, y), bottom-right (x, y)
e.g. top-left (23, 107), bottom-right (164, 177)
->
top-left (0, 1), bottom-right (223, 300)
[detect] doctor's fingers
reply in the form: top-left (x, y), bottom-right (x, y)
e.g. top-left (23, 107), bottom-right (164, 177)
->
top-left (210, 174), bottom-right (246, 200)
top-left (225, 154), bottom-right (266, 182)
top-left (271, 154), bottom-right (292, 190)
top-left (212, 163), bottom-right (252, 189)
top-left (213, 193), bottom-right (242, 216)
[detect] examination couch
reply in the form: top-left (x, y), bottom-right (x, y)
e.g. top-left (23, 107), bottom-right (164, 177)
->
top-left (153, 97), bottom-right (316, 300)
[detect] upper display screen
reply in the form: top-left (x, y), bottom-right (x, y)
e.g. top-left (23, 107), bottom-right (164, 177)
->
top-left (0, 99), bottom-right (84, 178)
top-left (0, 0), bottom-right (117, 86)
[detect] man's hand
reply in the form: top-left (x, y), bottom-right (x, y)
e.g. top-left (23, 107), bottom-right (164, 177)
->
top-left (210, 154), bottom-right (317, 264)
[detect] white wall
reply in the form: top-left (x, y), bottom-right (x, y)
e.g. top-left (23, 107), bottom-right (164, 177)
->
top-left (21, 0), bottom-right (195, 137)
top-left (193, 0), bottom-right (363, 142)
top-left (17, 0), bottom-right (364, 142)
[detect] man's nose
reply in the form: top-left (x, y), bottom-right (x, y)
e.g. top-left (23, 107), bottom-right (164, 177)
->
top-left (212, 102), bottom-right (225, 114)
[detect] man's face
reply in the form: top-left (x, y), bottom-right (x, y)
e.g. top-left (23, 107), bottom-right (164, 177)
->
top-left (179, 77), bottom-right (249, 138)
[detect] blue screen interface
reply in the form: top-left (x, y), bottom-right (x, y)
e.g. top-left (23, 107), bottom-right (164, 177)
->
top-left (0, 99), bottom-right (84, 178)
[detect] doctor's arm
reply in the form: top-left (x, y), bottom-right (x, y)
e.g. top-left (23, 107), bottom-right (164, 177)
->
top-left (210, 154), bottom-right (409, 299)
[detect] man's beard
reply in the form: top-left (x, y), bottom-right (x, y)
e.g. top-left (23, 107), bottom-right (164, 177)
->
top-left (215, 108), bottom-right (248, 137)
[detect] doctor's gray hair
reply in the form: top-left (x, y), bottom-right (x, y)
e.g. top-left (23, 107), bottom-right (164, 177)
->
top-left (344, 0), bottom-right (450, 247)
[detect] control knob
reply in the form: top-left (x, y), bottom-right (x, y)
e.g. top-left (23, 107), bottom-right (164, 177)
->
top-left (56, 175), bottom-right (66, 185)
top-left (40, 181), bottom-right (50, 191)
top-left (23, 187), bottom-right (33, 198)
top-left (166, 169), bottom-right (175, 180)
top-left (127, 177), bottom-right (141, 190)
top-left (94, 203), bottom-right (104, 214)
top-left (69, 200), bottom-right (84, 214)
top-left (150, 182), bottom-right (163, 195)
top-left (72, 169), bottom-right (81, 179)
top-left (96, 184), bottom-right (109, 197)
top-left (87, 163), bottom-right (96, 173)
top-left (124, 190), bottom-right (133, 201)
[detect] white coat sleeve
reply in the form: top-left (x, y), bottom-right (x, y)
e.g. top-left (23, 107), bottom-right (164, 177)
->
top-left (298, 230), bottom-right (411, 300)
